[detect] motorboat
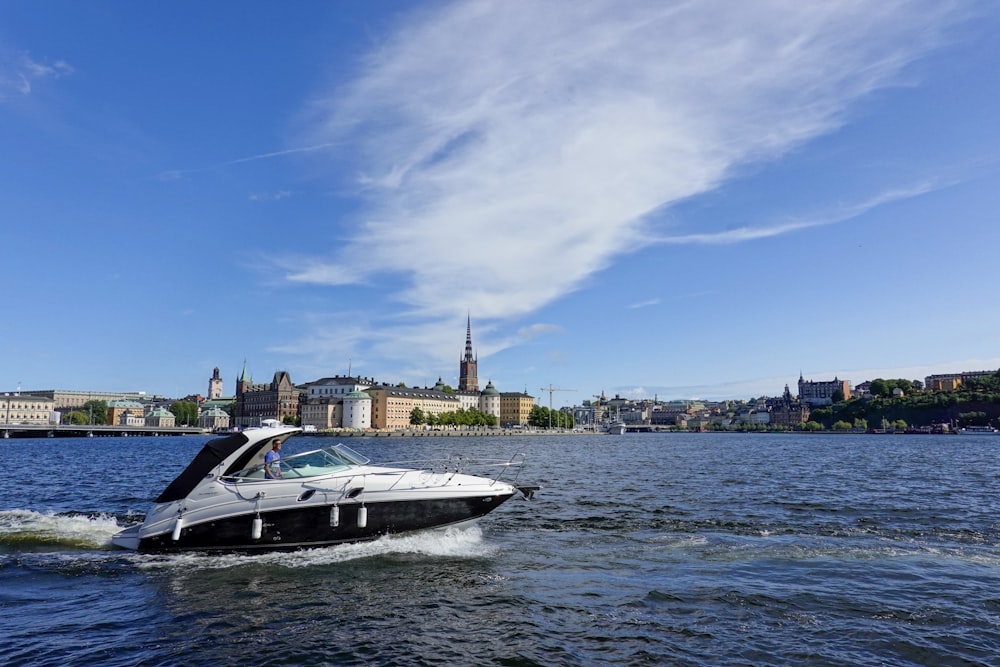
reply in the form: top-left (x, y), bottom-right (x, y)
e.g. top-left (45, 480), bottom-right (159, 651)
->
top-left (111, 425), bottom-right (536, 553)
top-left (958, 425), bottom-right (998, 434)
top-left (606, 421), bottom-right (627, 435)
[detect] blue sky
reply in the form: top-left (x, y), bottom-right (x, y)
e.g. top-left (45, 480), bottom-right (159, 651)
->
top-left (3, 1), bottom-right (999, 404)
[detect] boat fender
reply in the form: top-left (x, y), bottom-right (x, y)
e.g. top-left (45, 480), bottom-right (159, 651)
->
top-left (357, 506), bottom-right (368, 529)
top-left (171, 516), bottom-right (184, 541)
top-left (252, 516), bottom-right (263, 540)
top-left (330, 505), bottom-right (340, 528)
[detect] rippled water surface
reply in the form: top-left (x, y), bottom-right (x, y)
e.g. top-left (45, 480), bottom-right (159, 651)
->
top-left (2, 432), bottom-right (1000, 666)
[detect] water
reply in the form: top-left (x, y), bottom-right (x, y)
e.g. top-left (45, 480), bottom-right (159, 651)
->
top-left (2, 432), bottom-right (1000, 666)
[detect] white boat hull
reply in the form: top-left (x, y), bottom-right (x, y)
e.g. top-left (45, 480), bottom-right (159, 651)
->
top-left (111, 426), bottom-right (532, 553)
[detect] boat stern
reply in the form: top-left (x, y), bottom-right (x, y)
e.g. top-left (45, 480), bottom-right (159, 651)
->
top-left (110, 524), bottom-right (141, 551)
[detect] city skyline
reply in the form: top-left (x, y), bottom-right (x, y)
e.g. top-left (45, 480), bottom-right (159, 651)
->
top-left (3, 2), bottom-right (1000, 402)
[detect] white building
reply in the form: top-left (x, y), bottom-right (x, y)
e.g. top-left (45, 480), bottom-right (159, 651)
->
top-left (342, 390), bottom-right (372, 429)
top-left (302, 376), bottom-right (373, 429)
top-left (0, 394), bottom-right (56, 425)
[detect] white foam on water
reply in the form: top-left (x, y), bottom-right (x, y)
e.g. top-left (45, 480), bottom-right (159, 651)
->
top-left (0, 508), bottom-right (122, 549)
top-left (134, 523), bottom-right (497, 571)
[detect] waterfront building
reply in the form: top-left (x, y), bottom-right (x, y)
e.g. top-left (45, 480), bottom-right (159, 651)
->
top-left (499, 391), bottom-right (535, 427)
top-left (108, 399), bottom-right (145, 426)
top-left (480, 380), bottom-right (501, 422)
top-left (650, 408), bottom-right (687, 427)
top-left (207, 367), bottom-right (223, 400)
top-left (769, 385), bottom-right (810, 427)
top-left (367, 385), bottom-right (461, 430)
top-left (19, 389), bottom-right (166, 410)
top-left (144, 406), bottom-right (176, 428)
top-left (198, 406), bottom-right (231, 431)
top-left (301, 376), bottom-right (374, 429)
top-left (342, 390), bottom-right (373, 430)
top-left (797, 374), bottom-right (852, 406)
top-left (924, 370), bottom-right (996, 392)
top-left (0, 393), bottom-right (56, 425)
top-left (458, 315), bottom-right (479, 392)
top-left (301, 397), bottom-right (339, 431)
top-left (234, 367), bottom-right (301, 427)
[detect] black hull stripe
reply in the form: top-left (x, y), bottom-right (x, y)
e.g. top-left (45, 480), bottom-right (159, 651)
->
top-left (138, 493), bottom-right (515, 553)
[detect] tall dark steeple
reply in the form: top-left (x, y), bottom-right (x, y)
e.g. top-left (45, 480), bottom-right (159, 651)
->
top-left (208, 366), bottom-right (223, 399)
top-left (459, 314), bottom-right (479, 392)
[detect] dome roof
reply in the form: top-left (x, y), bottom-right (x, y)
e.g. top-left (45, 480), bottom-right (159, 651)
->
top-left (344, 390), bottom-right (371, 400)
top-left (481, 380), bottom-right (500, 396)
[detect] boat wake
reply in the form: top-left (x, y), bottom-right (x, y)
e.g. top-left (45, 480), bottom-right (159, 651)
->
top-left (134, 523), bottom-right (499, 571)
top-left (0, 509), bottom-right (124, 551)
top-left (0, 506), bottom-right (499, 570)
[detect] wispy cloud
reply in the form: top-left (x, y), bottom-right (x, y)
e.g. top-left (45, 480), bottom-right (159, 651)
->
top-left (288, 0), bottom-right (964, 369)
top-left (628, 299), bottom-right (660, 310)
top-left (249, 190), bottom-right (293, 202)
top-left (0, 51), bottom-right (72, 101)
top-left (157, 143), bottom-right (337, 180)
top-left (656, 179), bottom-right (947, 245)
top-left (518, 323), bottom-right (563, 341)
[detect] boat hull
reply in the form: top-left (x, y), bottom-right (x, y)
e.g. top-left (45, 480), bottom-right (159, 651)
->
top-left (127, 493), bottom-right (516, 553)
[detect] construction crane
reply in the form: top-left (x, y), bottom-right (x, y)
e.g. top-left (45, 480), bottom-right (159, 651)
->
top-left (540, 385), bottom-right (576, 429)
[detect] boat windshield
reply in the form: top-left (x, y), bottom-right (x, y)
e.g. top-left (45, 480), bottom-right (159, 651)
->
top-left (224, 444), bottom-right (370, 481)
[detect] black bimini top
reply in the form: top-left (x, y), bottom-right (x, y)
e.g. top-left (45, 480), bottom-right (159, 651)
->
top-left (154, 432), bottom-right (254, 503)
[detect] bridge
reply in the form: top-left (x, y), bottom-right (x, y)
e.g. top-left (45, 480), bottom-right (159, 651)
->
top-left (1, 424), bottom-right (207, 439)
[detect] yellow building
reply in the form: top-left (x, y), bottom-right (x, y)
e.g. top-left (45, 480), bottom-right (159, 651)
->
top-left (0, 394), bottom-right (55, 425)
top-left (367, 386), bottom-right (460, 430)
top-left (108, 400), bottom-right (146, 426)
top-left (499, 391), bottom-right (535, 427)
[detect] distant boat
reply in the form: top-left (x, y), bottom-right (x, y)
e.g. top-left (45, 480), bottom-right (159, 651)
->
top-left (606, 406), bottom-right (627, 434)
top-left (958, 426), bottom-right (998, 434)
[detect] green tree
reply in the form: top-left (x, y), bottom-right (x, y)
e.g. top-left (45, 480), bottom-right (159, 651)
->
top-left (528, 405), bottom-right (548, 428)
top-left (409, 406), bottom-right (425, 426)
top-left (869, 379), bottom-right (890, 398)
top-left (170, 401), bottom-right (199, 426)
top-left (964, 370), bottom-right (1000, 392)
top-left (832, 420), bottom-right (852, 430)
top-left (81, 400), bottom-right (108, 425)
top-left (65, 410), bottom-right (88, 425)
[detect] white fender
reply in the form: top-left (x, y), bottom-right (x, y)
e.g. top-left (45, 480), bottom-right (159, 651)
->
top-left (357, 506), bottom-right (368, 529)
top-left (330, 505), bottom-right (340, 528)
top-left (252, 516), bottom-right (263, 540)
top-left (171, 516), bottom-right (184, 541)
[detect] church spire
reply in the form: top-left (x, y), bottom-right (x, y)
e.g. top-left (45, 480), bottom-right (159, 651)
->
top-left (464, 313), bottom-right (475, 363)
top-left (459, 313), bottom-right (479, 392)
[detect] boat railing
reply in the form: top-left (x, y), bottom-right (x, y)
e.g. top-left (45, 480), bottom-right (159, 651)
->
top-left (377, 452), bottom-right (526, 486)
top-left (220, 448), bottom-right (526, 491)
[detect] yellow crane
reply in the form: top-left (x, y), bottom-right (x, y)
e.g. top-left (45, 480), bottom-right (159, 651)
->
top-left (540, 385), bottom-right (576, 429)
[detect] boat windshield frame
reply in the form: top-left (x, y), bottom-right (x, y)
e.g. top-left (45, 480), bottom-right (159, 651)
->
top-left (222, 444), bottom-right (371, 482)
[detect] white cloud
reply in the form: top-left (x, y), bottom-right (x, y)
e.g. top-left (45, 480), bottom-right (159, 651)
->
top-left (286, 0), bottom-right (964, 373)
top-left (0, 51), bottom-right (72, 101)
top-left (249, 190), bottom-right (293, 202)
top-left (518, 323), bottom-right (563, 341)
top-left (656, 179), bottom-right (947, 245)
